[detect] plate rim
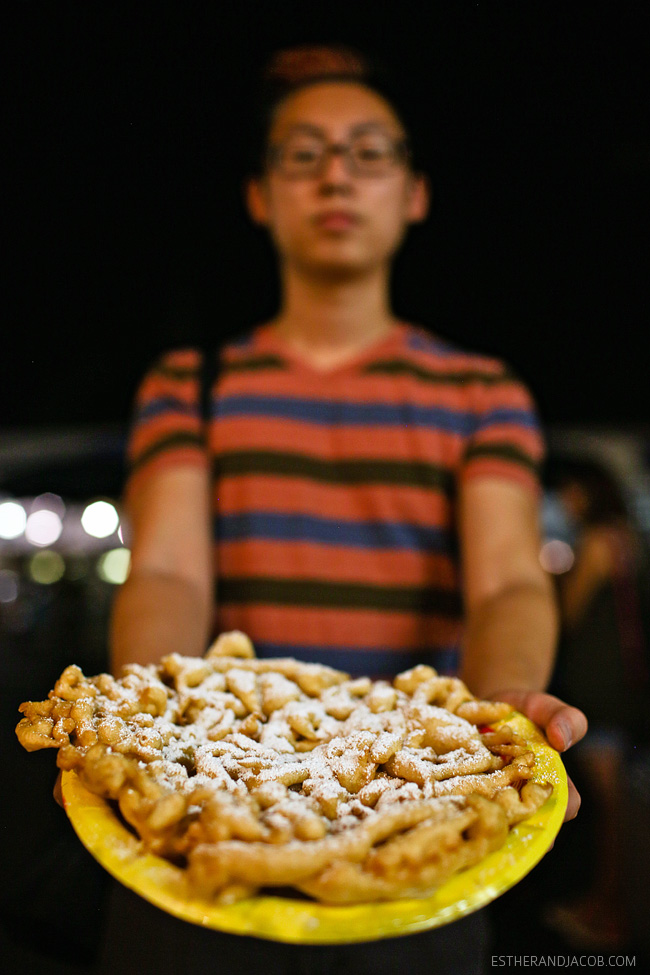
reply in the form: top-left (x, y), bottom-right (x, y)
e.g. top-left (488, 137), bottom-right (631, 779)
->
top-left (61, 710), bottom-right (568, 943)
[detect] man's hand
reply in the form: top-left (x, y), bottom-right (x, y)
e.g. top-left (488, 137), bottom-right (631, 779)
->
top-left (456, 479), bottom-right (586, 820)
top-left (490, 688), bottom-right (588, 821)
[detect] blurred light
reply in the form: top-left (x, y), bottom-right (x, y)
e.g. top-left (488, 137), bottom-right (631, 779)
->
top-left (25, 509), bottom-right (63, 547)
top-left (29, 550), bottom-right (66, 584)
top-left (541, 491), bottom-right (575, 545)
top-left (0, 501), bottom-right (27, 539)
top-left (97, 547), bottom-right (131, 584)
top-left (81, 500), bottom-right (119, 539)
top-left (539, 539), bottom-right (575, 575)
top-left (32, 492), bottom-right (66, 519)
top-left (0, 569), bottom-right (20, 603)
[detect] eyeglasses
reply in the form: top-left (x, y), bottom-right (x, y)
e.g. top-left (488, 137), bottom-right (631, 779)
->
top-left (267, 131), bottom-right (411, 179)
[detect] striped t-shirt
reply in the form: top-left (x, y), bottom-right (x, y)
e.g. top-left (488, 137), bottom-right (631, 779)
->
top-left (125, 322), bottom-right (544, 677)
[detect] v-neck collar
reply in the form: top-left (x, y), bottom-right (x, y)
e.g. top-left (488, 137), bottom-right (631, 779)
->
top-left (251, 321), bottom-right (408, 380)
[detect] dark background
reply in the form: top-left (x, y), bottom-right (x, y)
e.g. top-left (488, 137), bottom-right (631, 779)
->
top-left (4, 5), bottom-right (650, 967)
top-left (4, 0), bottom-right (650, 432)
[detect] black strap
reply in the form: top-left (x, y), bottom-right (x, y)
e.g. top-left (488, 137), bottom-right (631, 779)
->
top-left (200, 345), bottom-right (221, 433)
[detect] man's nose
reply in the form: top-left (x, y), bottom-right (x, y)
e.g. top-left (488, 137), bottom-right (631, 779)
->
top-left (318, 147), bottom-right (354, 191)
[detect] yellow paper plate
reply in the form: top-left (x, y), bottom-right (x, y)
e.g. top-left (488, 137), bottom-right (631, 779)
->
top-left (61, 711), bottom-right (567, 944)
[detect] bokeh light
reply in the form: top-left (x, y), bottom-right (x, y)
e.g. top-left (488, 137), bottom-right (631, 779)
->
top-left (81, 500), bottom-right (119, 539)
top-left (32, 492), bottom-right (66, 519)
top-left (0, 569), bottom-right (20, 603)
top-left (25, 509), bottom-right (63, 547)
top-left (0, 501), bottom-right (27, 539)
top-left (29, 550), bottom-right (66, 584)
top-left (539, 539), bottom-right (575, 575)
top-left (97, 547), bottom-right (131, 584)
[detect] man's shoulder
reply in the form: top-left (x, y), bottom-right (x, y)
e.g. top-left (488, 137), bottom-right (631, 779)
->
top-left (395, 324), bottom-right (512, 379)
top-left (149, 328), bottom-right (263, 373)
top-left (142, 347), bottom-right (202, 382)
top-left (221, 328), bottom-right (259, 352)
top-left (219, 326), bottom-right (279, 365)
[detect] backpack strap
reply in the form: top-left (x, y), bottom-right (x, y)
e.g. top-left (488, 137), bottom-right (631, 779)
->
top-left (200, 345), bottom-right (221, 435)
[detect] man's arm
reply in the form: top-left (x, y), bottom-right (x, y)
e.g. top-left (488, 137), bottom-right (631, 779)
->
top-left (458, 477), bottom-right (587, 820)
top-left (110, 466), bottom-right (213, 675)
top-left (458, 477), bottom-right (558, 697)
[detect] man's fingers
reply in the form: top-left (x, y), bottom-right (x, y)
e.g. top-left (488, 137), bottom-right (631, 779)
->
top-left (564, 775), bottom-right (581, 822)
top-left (492, 690), bottom-right (588, 751)
top-left (526, 694), bottom-right (588, 752)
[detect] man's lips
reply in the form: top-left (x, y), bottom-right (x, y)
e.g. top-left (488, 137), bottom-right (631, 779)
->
top-left (312, 211), bottom-right (362, 231)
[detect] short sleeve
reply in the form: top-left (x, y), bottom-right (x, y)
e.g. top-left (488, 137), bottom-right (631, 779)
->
top-left (123, 348), bottom-right (207, 501)
top-left (459, 365), bottom-right (545, 493)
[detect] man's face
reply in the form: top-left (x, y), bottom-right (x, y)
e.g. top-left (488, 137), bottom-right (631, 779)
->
top-left (247, 82), bottom-right (429, 281)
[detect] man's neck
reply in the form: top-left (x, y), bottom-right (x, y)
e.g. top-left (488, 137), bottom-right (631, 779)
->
top-left (271, 265), bottom-right (397, 370)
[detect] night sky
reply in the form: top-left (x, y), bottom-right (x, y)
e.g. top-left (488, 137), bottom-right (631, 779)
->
top-left (5, 1), bottom-right (650, 432)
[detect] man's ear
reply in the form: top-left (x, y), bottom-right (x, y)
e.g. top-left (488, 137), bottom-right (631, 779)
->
top-left (245, 177), bottom-right (270, 226)
top-left (406, 172), bottom-right (431, 224)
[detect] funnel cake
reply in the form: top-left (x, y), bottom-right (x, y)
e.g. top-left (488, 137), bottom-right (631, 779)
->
top-left (17, 631), bottom-right (553, 905)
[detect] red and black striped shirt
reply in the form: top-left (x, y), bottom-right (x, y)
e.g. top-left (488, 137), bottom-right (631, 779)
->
top-left (126, 322), bottom-right (545, 677)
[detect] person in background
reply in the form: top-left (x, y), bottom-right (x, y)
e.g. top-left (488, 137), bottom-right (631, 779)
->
top-left (103, 45), bottom-right (587, 974)
top-left (544, 455), bottom-right (650, 949)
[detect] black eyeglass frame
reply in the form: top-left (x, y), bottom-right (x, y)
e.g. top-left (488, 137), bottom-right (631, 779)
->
top-left (265, 134), bottom-right (412, 178)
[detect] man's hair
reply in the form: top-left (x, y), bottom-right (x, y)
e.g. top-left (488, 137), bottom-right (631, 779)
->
top-left (263, 45), bottom-right (369, 88)
top-left (246, 44), bottom-right (421, 176)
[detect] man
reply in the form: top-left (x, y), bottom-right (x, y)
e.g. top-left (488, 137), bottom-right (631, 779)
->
top-left (104, 46), bottom-right (586, 974)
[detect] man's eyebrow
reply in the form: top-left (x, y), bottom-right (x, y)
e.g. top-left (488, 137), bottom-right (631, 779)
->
top-left (350, 121), bottom-right (401, 135)
top-left (280, 123), bottom-right (327, 138)
top-left (280, 121), bottom-right (400, 138)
